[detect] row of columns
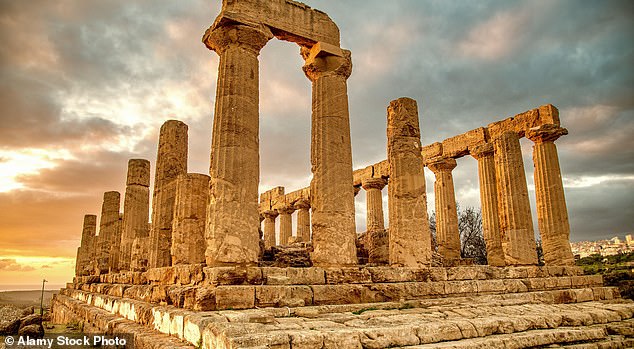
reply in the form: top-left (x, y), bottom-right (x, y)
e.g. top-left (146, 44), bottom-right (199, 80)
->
top-left (261, 199), bottom-right (311, 249)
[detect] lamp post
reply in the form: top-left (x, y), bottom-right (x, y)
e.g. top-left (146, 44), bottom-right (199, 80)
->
top-left (39, 279), bottom-right (47, 318)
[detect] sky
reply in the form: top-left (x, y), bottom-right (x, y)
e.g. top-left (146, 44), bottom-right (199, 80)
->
top-left (0, 0), bottom-right (632, 288)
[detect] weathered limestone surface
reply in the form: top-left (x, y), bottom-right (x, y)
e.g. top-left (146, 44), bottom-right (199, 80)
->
top-left (294, 199), bottom-right (311, 242)
top-left (262, 210), bottom-right (278, 249)
top-left (75, 214), bottom-right (97, 276)
top-left (302, 42), bottom-right (357, 266)
top-left (119, 159), bottom-right (150, 272)
top-left (362, 177), bottom-right (388, 264)
top-left (276, 204), bottom-right (294, 246)
top-left (172, 173), bottom-right (210, 265)
top-left (203, 24), bottom-right (271, 266)
top-left (96, 191), bottom-right (121, 274)
top-left (387, 97), bottom-right (431, 266)
top-left (427, 158), bottom-right (461, 263)
top-left (488, 104), bottom-right (560, 139)
top-left (527, 125), bottom-right (575, 266)
top-left (149, 120), bottom-right (188, 269)
top-left (494, 132), bottom-right (538, 266)
top-left (470, 143), bottom-right (505, 267)
top-left (441, 127), bottom-right (487, 159)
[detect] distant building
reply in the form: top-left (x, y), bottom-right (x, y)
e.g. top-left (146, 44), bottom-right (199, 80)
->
top-left (571, 234), bottom-right (634, 259)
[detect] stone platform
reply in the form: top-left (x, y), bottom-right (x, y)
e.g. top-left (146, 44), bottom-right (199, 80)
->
top-left (52, 265), bottom-right (634, 348)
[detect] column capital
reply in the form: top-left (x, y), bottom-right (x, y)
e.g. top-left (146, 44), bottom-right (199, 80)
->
top-left (293, 199), bottom-right (310, 210)
top-left (469, 143), bottom-right (494, 160)
top-left (276, 205), bottom-right (295, 215)
top-left (362, 177), bottom-right (387, 191)
top-left (301, 43), bottom-right (352, 82)
top-left (203, 24), bottom-right (273, 55)
top-left (263, 210), bottom-right (279, 220)
top-left (526, 124), bottom-right (568, 144)
top-left (427, 157), bottom-right (457, 174)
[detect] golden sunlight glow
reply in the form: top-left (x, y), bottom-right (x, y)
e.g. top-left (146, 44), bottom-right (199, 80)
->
top-left (0, 149), bottom-right (73, 192)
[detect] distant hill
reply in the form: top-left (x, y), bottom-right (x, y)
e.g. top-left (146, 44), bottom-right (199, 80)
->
top-left (0, 290), bottom-right (58, 308)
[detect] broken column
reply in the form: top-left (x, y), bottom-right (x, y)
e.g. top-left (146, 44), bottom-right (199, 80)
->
top-left (203, 24), bottom-right (272, 266)
top-left (427, 157), bottom-right (461, 263)
top-left (75, 214), bottom-right (97, 276)
top-left (171, 173), bottom-right (210, 265)
top-left (119, 159), bottom-right (150, 271)
top-left (262, 210), bottom-right (278, 249)
top-left (470, 143), bottom-right (505, 266)
top-left (386, 97), bottom-right (432, 266)
top-left (96, 191), bottom-right (120, 274)
top-left (277, 204), bottom-right (294, 245)
top-left (493, 131), bottom-right (538, 265)
top-left (302, 42), bottom-right (358, 266)
top-left (526, 124), bottom-right (575, 266)
top-left (362, 177), bottom-right (388, 264)
top-left (148, 120), bottom-right (188, 268)
top-left (294, 199), bottom-right (311, 243)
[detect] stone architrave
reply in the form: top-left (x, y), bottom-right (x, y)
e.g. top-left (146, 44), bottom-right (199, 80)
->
top-left (470, 143), bottom-right (505, 266)
top-left (386, 97), bottom-right (432, 266)
top-left (493, 131), bottom-right (538, 265)
top-left (427, 157), bottom-right (461, 263)
top-left (362, 177), bottom-right (388, 264)
top-left (96, 191), bottom-right (120, 274)
top-left (526, 125), bottom-right (574, 266)
top-left (171, 173), bottom-right (210, 265)
top-left (262, 210), bottom-right (278, 249)
top-left (203, 24), bottom-right (272, 266)
top-left (276, 205), bottom-right (295, 246)
top-left (149, 120), bottom-right (188, 268)
top-left (302, 43), bottom-right (358, 266)
top-left (119, 159), bottom-right (150, 272)
top-left (75, 214), bottom-right (96, 276)
top-left (294, 199), bottom-right (311, 242)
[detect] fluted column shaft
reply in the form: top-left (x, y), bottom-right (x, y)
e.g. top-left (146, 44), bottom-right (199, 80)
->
top-left (527, 125), bottom-right (574, 266)
top-left (96, 191), bottom-right (120, 274)
top-left (171, 173), bottom-right (210, 265)
top-left (203, 24), bottom-right (272, 266)
top-left (387, 97), bottom-right (432, 266)
top-left (277, 206), bottom-right (295, 245)
top-left (493, 131), bottom-right (537, 265)
top-left (262, 211), bottom-right (278, 249)
top-left (470, 143), bottom-right (505, 266)
top-left (119, 159), bottom-right (150, 272)
top-left (149, 120), bottom-right (188, 268)
top-left (302, 44), bottom-right (357, 266)
top-left (294, 199), bottom-right (311, 242)
top-left (76, 214), bottom-right (97, 276)
top-left (362, 178), bottom-right (388, 264)
top-left (428, 158), bottom-right (461, 263)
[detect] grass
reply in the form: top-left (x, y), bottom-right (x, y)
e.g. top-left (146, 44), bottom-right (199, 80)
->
top-left (576, 251), bottom-right (634, 299)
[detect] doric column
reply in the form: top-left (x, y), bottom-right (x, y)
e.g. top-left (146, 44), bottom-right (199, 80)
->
top-left (470, 143), bottom-right (505, 266)
top-left (262, 210), bottom-right (278, 249)
top-left (427, 158), bottom-right (461, 263)
top-left (386, 97), bottom-right (432, 266)
top-left (119, 159), bottom-right (150, 272)
top-left (493, 131), bottom-right (538, 265)
top-left (526, 125), bottom-right (574, 266)
top-left (171, 173), bottom-right (210, 265)
top-left (203, 24), bottom-right (272, 266)
top-left (362, 177), bottom-right (388, 264)
top-left (149, 120), bottom-right (188, 268)
top-left (96, 191), bottom-right (120, 274)
top-left (76, 214), bottom-right (97, 276)
top-left (294, 199), bottom-right (311, 242)
top-left (277, 205), bottom-right (295, 246)
top-left (302, 43), bottom-right (357, 266)
top-left (130, 223), bottom-right (150, 272)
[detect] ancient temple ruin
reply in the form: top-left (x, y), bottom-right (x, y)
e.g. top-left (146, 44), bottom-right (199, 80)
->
top-left (54, 1), bottom-right (634, 348)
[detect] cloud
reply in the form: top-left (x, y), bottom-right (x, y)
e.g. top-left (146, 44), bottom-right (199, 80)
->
top-left (0, 258), bottom-right (36, 272)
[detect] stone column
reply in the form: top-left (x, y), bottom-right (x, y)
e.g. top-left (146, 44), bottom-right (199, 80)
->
top-left (387, 97), bottom-right (432, 266)
top-left (294, 199), bottom-right (311, 243)
top-left (427, 158), bottom-right (461, 263)
top-left (171, 173), bottom-right (210, 265)
top-left (362, 177), bottom-right (388, 264)
top-left (203, 24), bottom-right (272, 266)
top-left (96, 191), bottom-right (120, 274)
top-left (526, 125), bottom-right (574, 266)
top-left (76, 214), bottom-right (97, 276)
top-left (130, 223), bottom-right (150, 272)
top-left (493, 131), bottom-right (538, 265)
top-left (470, 143), bottom-right (505, 266)
top-left (302, 43), bottom-right (357, 266)
top-left (149, 120), bottom-right (188, 268)
top-left (119, 159), bottom-right (150, 272)
top-left (262, 210), bottom-right (278, 249)
top-left (277, 205), bottom-right (295, 246)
